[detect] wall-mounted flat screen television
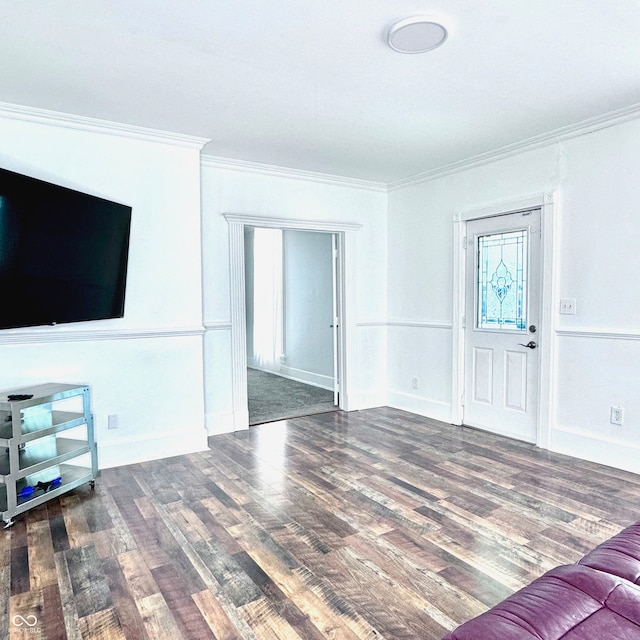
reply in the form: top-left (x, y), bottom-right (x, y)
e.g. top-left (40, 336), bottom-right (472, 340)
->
top-left (0, 167), bottom-right (132, 330)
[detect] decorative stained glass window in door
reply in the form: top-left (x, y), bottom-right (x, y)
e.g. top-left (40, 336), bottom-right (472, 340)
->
top-left (476, 229), bottom-right (528, 330)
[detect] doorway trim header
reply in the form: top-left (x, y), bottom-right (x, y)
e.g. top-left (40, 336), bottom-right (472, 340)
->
top-left (224, 213), bottom-right (361, 233)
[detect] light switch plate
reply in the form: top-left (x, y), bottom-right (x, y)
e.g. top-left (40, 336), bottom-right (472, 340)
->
top-left (560, 298), bottom-right (576, 314)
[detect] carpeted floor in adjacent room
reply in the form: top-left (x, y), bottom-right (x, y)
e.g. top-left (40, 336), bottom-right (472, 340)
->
top-left (247, 367), bottom-right (337, 425)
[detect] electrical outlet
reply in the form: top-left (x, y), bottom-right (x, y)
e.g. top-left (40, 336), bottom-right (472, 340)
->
top-left (412, 377), bottom-right (419, 390)
top-left (560, 298), bottom-right (577, 314)
top-left (610, 406), bottom-right (624, 426)
top-left (107, 414), bottom-right (119, 429)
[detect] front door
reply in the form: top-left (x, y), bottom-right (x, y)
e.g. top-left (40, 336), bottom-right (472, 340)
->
top-left (463, 209), bottom-right (541, 443)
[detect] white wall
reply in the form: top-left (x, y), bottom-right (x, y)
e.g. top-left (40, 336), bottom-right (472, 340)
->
top-left (552, 121), bottom-right (640, 473)
top-left (387, 116), bottom-right (640, 474)
top-left (200, 161), bottom-right (388, 434)
top-left (0, 109), bottom-right (209, 467)
top-left (7, 103), bottom-right (638, 478)
top-left (282, 229), bottom-right (334, 387)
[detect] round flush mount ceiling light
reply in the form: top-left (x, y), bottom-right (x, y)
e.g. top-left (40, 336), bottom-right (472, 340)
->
top-left (387, 16), bottom-right (448, 54)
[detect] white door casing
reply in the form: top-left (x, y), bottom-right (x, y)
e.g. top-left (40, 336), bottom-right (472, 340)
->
top-left (331, 233), bottom-right (340, 405)
top-left (463, 209), bottom-right (541, 442)
top-left (224, 214), bottom-right (360, 431)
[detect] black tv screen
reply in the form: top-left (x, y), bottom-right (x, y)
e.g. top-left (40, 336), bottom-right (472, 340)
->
top-left (0, 167), bottom-right (132, 330)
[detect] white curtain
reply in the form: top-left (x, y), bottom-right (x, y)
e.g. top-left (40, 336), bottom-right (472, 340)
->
top-left (252, 227), bottom-right (283, 371)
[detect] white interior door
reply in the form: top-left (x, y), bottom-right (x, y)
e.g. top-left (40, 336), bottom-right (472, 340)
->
top-left (463, 209), bottom-right (541, 442)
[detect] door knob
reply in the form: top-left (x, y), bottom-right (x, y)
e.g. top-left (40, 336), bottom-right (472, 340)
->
top-left (518, 341), bottom-right (537, 349)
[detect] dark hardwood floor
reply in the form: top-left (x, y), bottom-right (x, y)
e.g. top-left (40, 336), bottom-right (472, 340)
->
top-left (4, 407), bottom-right (640, 639)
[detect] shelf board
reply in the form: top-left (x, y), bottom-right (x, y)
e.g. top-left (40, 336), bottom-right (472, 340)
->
top-left (0, 411), bottom-right (87, 442)
top-left (0, 439), bottom-right (90, 479)
top-left (0, 383), bottom-right (88, 411)
top-left (0, 464), bottom-right (94, 517)
top-left (19, 439), bottom-right (90, 479)
top-left (22, 411), bottom-right (87, 442)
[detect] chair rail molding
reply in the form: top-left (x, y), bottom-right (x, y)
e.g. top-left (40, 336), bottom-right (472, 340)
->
top-left (0, 325), bottom-right (205, 345)
top-left (387, 320), bottom-right (453, 330)
top-left (556, 328), bottom-right (640, 341)
top-left (203, 321), bottom-right (232, 331)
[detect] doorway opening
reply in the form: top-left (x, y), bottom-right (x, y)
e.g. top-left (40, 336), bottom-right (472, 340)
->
top-left (224, 214), bottom-right (359, 433)
top-left (244, 226), bottom-right (339, 424)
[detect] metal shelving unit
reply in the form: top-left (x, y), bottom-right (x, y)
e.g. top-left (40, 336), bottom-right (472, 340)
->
top-left (0, 383), bottom-right (97, 528)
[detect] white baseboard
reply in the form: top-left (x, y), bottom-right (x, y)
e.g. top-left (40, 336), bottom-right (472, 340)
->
top-left (232, 408), bottom-right (250, 432)
top-left (205, 411), bottom-right (236, 436)
top-left (98, 430), bottom-right (209, 469)
top-left (551, 426), bottom-right (640, 475)
top-left (249, 363), bottom-right (333, 390)
top-left (278, 365), bottom-right (333, 390)
top-left (386, 391), bottom-right (452, 423)
top-left (345, 389), bottom-right (387, 411)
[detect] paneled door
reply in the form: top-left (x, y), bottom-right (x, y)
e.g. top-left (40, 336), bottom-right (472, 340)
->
top-left (463, 209), bottom-right (541, 443)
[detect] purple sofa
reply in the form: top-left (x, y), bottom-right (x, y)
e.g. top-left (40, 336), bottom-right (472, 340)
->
top-left (441, 521), bottom-right (640, 639)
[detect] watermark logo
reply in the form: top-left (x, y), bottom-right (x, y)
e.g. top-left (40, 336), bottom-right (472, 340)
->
top-left (12, 614), bottom-right (39, 634)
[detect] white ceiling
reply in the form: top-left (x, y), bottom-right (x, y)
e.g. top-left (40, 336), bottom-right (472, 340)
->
top-left (2, 1), bottom-right (640, 183)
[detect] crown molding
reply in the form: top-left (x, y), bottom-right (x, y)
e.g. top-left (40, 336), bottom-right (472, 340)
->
top-left (201, 154), bottom-right (387, 192)
top-left (0, 101), bottom-right (210, 150)
top-left (4, 99), bottom-right (640, 189)
top-left (388, 102), bottom-right (640, 191)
